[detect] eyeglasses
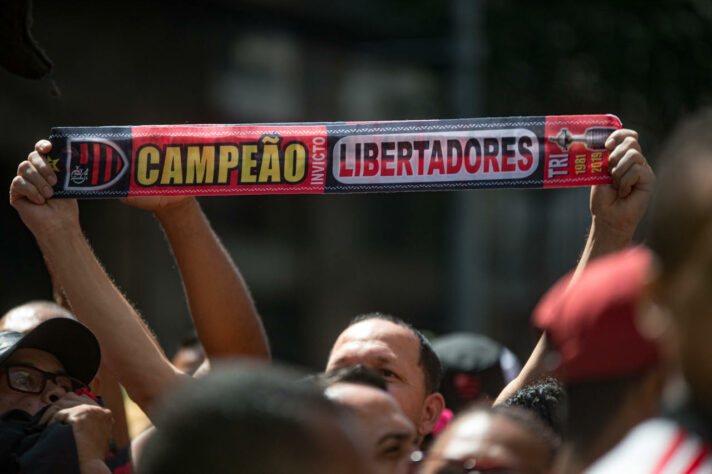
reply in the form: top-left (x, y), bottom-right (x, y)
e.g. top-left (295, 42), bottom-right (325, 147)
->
top-left (2, 364), bottom-right (87, 394)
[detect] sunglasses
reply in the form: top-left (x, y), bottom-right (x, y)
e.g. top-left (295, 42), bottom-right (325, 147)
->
top-left (2, 364), bottom-right (87, 394)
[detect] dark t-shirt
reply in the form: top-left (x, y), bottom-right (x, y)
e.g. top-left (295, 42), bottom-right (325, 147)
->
top-left (0, 406), bottom-right (133, 474)
top-left (0, 406), bottom-right (80, 474)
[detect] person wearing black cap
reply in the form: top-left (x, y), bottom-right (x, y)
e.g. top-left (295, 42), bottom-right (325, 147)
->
top-left (433, 332), bottom-right (521, 412)
top-left (8, 139), bottom-right (270, 425)
top-left (0, 301), bottom-right (133, 473)
top-left (0, 317), bottom-right (113, 474)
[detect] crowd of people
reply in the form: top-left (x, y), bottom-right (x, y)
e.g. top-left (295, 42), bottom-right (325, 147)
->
top-left (1, 109), bottom-right (711, 473)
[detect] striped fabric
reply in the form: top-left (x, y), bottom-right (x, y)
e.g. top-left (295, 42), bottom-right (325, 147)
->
top-left (586, 419), bottom-right (712, 474)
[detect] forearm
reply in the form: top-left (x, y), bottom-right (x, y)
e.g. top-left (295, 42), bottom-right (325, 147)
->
top-left (497, 218), bottom-right (635, 404)
top-left (97, 365), bottom-right (130, 449)
top-left (572, 217), bottom-right (633, 283)
top-left (35, 225), bottom-right (185, 416)
top-left (79, 459), bottom-right (111, 474)
top-left (494, 334), bottom-right (548, 405)
top-left (155, 199), bottom-right (270, 361)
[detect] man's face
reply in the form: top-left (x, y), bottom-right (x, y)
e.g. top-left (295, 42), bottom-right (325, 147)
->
top-left (422, 411), bottom-right (551, 474)
top-left (326, 382), bottom-right (417, 474)
top-left (0, 348), bottom-right (69, 416)
top-left (326, 319), bottom-right (429, 435)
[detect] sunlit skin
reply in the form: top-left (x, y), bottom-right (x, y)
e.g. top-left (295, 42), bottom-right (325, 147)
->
top-left (0, 348), bottom-right (69, 416)
top-left (326, 382), bottom-right (417, 474)
top-left (0, 303), bottom-right (73, 333)
top-left (326, 319), bottom-right (444, 440)
top-left (422, 410), bottom-right (552, 474)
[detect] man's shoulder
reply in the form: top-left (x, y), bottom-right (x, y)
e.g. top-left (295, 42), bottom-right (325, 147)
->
top-left (586, 418), bottom-right (712, 474)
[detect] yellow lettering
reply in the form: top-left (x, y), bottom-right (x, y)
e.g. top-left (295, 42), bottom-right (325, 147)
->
top-left (591, 152), bottom-right (603, 173)
top-left (241, 144), bottom-right (258, 183)
top-left (137, 146), bottom-right (160, 186)
top-left (284, 143), bottom-right (306, 183)
top-left (161, 146), bottom-right (184, 185)
top-left (217, 145), bottom-right (239, 183)
top-left (187, 146), bottom-right (215, 184)
top-left (575, 154), bottom-right (586, 175)
top-left (259, 136), bottom-right (281, 183)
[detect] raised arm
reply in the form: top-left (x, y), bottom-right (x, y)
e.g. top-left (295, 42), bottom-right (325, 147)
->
top-left (46, 264), bottom-right (131, 450)
top-left (572, 128), bottom-right (655, 279)
top-left (10, 140), bottom-right (188, 420)
top-left (120, 196), bottom-right (270, 362)
top-left (494, 129), bottom-right (655, 404)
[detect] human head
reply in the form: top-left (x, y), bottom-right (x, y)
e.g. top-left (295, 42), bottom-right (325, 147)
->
top-left (420, 405), bottom-right (559, 474)
top-left (534, 247), bottom-right (660, 383)
top-left (505, 377), bottom-right (566, 438)
top-left (647, 108), bottom-right (712, 417)
top-left (0, 318), bottom-right (101, 416)
top-left (323, 366), bottom-right (417, 474)
top-left (0, 301), bottom-right (103, 394)
top-left (326, 313), bottom-right (444, 440)
top-left (139, 362), bottom-right (372, 474)
top-left (533, 247), bottom-right (665, 465)
top-left (0, 300), bottom-right (75, 333)
top-left (433, 332), bottom-right (520, 412)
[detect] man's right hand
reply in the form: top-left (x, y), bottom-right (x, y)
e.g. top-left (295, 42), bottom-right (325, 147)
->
top-left (10, 139), bottom-right (80, 238)
top-left (40, 393), bottom-right (114, 469)
top-left (38, 392), bottom-right (101, 425)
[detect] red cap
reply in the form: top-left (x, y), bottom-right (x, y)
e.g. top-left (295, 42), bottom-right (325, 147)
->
top-left (533, 246), bottom-right (660, 383)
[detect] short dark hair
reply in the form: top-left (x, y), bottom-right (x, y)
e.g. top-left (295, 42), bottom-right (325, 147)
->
top-left (348, 313), bottom-right (442, 394)
top-left (503, 377), bottom-right (566, 437)
top-left (490, 404), bottom-right (561, 461)
top-left (648, 108), bottom-right (712, 279)
top-left (139, 363), bottom-right (358, 474)
top-left (317, 364), bottom-right (388, 391)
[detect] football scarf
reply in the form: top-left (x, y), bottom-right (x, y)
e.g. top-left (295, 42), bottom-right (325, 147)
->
top-left (48, 114), bottom-right (620, 198)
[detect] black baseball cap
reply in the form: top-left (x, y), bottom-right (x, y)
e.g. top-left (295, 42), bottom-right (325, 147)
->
top-left (0, 318), bottom-right (101, 384)
top-left (433, 332), bottom-right (519, 412)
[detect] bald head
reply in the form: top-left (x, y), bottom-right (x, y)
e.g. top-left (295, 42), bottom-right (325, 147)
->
top-left (327, 383), bottom-right (416, 474)
top-left (327, 315), bottom-right (445, 440)
top-left (422, 406), bottom-right (557, 474)
top-left (0, 301), bottom-right (75, 334)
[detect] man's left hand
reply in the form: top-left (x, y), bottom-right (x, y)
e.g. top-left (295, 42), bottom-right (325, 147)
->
top-left (590, 128), bottom-right (655, 239)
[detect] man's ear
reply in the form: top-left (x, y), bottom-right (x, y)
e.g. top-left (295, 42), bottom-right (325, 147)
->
top-left (418, 392), bottom-right (445, 437)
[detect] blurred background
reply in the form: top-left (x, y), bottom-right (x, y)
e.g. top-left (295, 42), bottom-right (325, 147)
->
top-left (1, 0), bottom-right (711, 369)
